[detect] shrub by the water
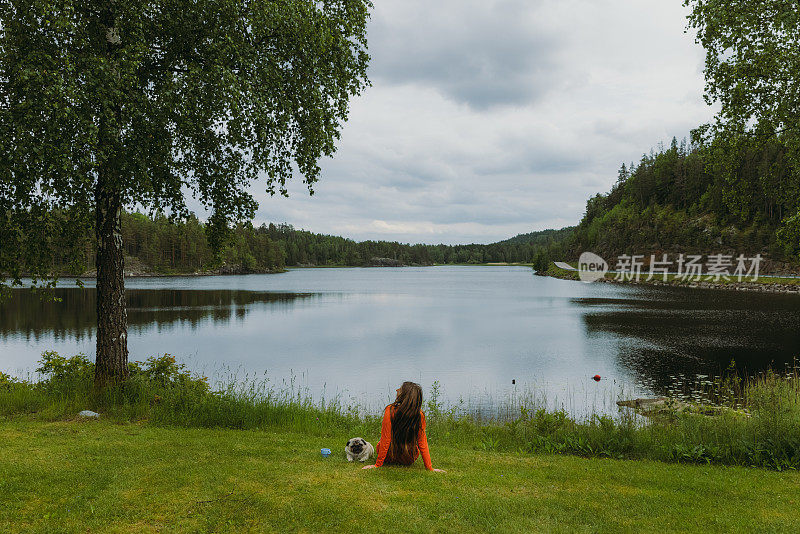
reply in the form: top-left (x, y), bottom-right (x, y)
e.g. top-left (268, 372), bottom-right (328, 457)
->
top-left (2, 352), bottom-right (800, 470)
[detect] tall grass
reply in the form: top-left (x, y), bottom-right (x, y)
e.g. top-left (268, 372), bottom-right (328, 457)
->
top-left (2, 352), bottom-right (800, 470)
top-left (0, 352), bottom-right (380, 437)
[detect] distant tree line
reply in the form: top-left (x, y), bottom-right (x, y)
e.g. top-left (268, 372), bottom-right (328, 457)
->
top-left (33, 212), bottom-right (568, 275)
top-left (264, 223), bottom-right (568, 267)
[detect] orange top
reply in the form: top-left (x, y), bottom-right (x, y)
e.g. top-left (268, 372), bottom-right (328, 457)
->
top-left (374, 405), bottom-right (433, 470)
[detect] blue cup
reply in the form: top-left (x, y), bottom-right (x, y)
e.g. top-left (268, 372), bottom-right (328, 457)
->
top-left (321, 448), bottom-right (331, 458)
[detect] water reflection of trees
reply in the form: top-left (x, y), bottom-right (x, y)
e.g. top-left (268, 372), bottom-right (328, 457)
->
top-left (574, 288), bottom-right (800, 391)
top-left (0, 289), bottom-right (316, 341)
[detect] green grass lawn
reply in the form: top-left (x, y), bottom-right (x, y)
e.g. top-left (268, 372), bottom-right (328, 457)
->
top-left (2, 419), bottom-right (799, 533)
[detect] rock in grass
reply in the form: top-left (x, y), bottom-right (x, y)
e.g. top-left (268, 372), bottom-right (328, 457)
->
top-left (617, 397), bottom-right (675, 410)
top-left (617, 397), bottom-right (749, 419)
top-left (77, 410), bottom-right (100, 419)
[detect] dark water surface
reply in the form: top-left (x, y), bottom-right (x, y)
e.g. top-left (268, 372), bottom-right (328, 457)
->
top-left (2, 266), bottom-right (800, 416)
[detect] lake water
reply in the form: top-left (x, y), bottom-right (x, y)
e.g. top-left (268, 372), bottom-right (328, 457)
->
top-left (2, 266), bottom-right (800, 418)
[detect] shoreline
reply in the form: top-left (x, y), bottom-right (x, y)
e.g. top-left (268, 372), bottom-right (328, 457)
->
top-left (540, 263), bottom-right (800, 294)
top-left (81, 268), bottom-right (288, 279)
top-left (5, 263), bottom-right (534, 284)
top-left (120, 262), bottom-right (533, 275)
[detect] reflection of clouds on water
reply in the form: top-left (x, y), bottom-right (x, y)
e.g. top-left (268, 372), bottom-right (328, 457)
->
top-left (2, 267), bottom-right (800, 417)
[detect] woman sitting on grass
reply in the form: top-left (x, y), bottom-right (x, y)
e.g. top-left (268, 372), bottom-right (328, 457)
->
top-left (362, 381), bottom-right (446, 472)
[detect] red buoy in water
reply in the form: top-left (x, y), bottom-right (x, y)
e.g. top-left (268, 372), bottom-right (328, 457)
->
top-left (592, 374), bottom-right (601, 381)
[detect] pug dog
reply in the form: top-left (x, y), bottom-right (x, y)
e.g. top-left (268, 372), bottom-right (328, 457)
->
top-left (345, 437), bottom-right (374, 462)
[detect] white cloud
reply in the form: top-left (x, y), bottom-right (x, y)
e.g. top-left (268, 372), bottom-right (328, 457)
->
top-left (245, 0), bottom-right (715, 244)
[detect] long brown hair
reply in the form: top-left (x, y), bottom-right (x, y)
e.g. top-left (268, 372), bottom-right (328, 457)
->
top-left (390, 381), bottom-right (423, 460)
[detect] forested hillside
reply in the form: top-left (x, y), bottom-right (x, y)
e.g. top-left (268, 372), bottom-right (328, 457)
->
top-left (497, 228), bottom-right (575, 246)
top-left (120, 212), bottom-right (284, 274)
top-left (564, 133), bottom-right (800, 270)
top-left (555, 1), bottom-right (800, 273)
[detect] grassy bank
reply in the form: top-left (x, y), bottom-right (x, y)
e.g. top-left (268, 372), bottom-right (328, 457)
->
top-left (2, 419), bottom-right (800, 532)
top-left (3, 353), bottom-right (800, 471)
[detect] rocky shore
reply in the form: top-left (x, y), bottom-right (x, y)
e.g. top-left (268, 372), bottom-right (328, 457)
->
top-left (617, 397), bottom-right (749, 419)
top-left (76, 255), bottom-right (285, 278)
top-left (599, 276), bottom-right (800, 293)
top-left (540, 264), bottom-right (800, 294)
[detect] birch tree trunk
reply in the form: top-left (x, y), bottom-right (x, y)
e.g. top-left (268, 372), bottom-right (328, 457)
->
top-left (94, 6), bottom-right (129, 387)
top-left (94, 180), bottom-right (129, 387)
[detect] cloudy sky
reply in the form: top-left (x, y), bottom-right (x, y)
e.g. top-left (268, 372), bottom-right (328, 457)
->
top-left (253, 0), bottom-right (715, 245)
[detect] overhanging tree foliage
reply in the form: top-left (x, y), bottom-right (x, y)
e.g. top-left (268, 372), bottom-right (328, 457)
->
top-left (684, 0), bottom-right (800, 252)
top-left (685, 0), bottom-right (799, 136)
top-left (0, 0), bottom-right (371, 385)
